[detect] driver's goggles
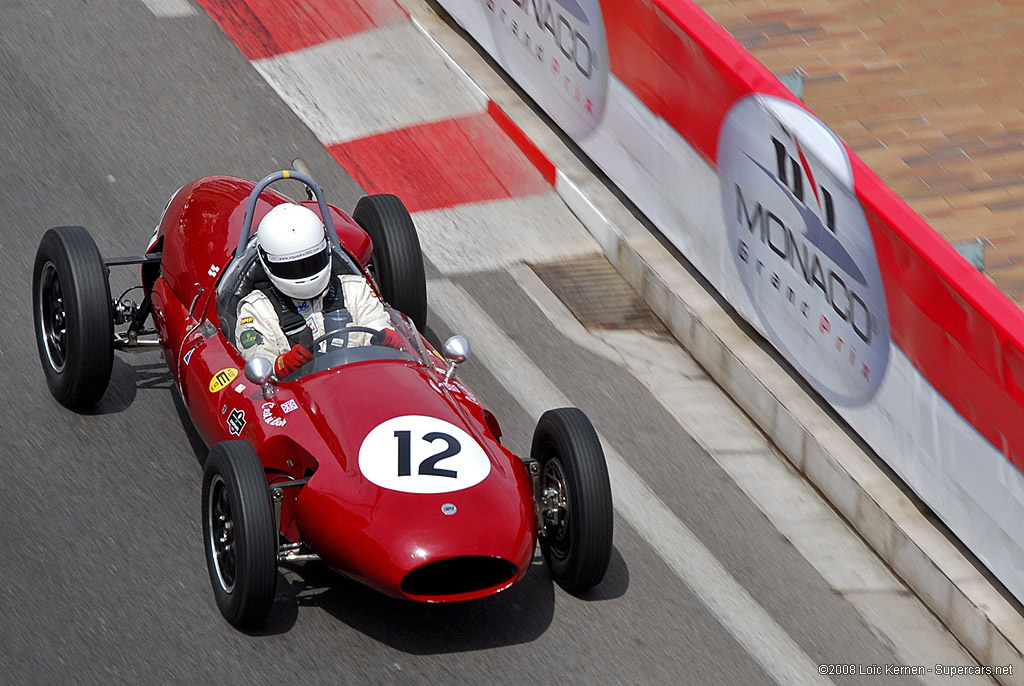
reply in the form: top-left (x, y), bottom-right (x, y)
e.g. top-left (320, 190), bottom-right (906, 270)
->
top-left (260, 240), bottom-right (330, 280)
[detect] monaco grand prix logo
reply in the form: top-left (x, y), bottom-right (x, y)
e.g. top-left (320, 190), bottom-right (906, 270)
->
top-left (718, 95), bottom-right (890, 406)
top-left (483, 0), bottom-right (609, 138)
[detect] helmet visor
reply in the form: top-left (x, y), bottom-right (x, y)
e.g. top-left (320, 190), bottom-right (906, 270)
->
top-left (260, 239), bottom-right (330, 281)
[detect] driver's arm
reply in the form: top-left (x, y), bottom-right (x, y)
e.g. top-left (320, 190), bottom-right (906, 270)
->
top-left (340, 275), bottom-right (392, 346)
top-left (235, 291), bottom-right (292, 363)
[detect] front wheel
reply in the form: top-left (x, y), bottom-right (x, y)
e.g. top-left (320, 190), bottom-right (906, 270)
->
top-left (32, 226), bottom-right (114, 407)
top-left (202, 441), bottom-right (277, 628)
top-left (531, 408), bottom-right (613, 592)
top-left (353, 194), bottom-right (427, 332)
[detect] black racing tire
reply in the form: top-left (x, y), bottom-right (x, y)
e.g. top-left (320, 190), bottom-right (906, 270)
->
top-left (202, 441), bottom-right (277, 628)
top-left (353, 194), bottom-right (427, 332)
top-left (531, 408), bottom-right (613, 592)
top-left (32, 226), bottom-right (114, 408)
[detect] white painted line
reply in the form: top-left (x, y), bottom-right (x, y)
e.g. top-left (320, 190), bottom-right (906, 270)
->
top-left (252, 22), bottom-right (482, 144)
top-left (140, 0), bottom-right (197, 17)
top-left (413, 194), bottom-right (600, 274)
top-left (510, 263), bottom-right (985, 682)
top-left (428, 276), bottom-right (833, 686)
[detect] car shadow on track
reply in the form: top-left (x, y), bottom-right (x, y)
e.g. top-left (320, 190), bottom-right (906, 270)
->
top-left (251, 544), bottom-right (630, 646)
top-left (170, 384), bottom-right (209, 467)
top-left (260, 556), bottom-right (558, 650)
top-left (82, 354), bottom-right (175, 416)
top-left (560, 546), bottom-right (630, 602)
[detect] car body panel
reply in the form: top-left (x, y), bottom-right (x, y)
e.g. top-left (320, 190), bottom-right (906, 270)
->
top-left (292, 362), bottom-right (536, 598)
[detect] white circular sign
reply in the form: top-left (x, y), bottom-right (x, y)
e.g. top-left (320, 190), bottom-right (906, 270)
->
top-left (358, 416), bottom-right (491, 494)
top-left (483, 0), bottom-right (610, 138)
top-left (718, 94), bottom-right (890, 406)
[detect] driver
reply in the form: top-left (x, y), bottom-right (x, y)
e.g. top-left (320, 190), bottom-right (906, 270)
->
top-left (235, 202), bottom-right (402, 376)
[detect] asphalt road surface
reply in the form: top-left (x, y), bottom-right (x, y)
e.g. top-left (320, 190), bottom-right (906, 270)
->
top-left (0, 2), bottom-right (991, 685)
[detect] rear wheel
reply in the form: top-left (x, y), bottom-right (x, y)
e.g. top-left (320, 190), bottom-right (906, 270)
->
top-left (531, 408), bottom-right (613, 592)
top-left (353, 194), bottom-right (427, 331)
top-left (32, 226), bottom-right (114, 407)
top-left (202, 441), bottom-right (277, 628)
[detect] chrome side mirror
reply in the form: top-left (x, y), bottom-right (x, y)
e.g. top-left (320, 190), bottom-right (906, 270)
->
top-left (245, 356), bottom-right (277, 400)
top-left (443, 335), bottom-right (470, 382)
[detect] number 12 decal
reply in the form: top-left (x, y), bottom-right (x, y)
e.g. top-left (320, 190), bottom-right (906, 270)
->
top-left (395, 430), bottom-right (460, 478)
top-left (359, 416), bottom-right (490, 494)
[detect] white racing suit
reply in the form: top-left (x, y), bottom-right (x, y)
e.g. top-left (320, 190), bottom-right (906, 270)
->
top-left (235, 274), bottom-right (391, 362)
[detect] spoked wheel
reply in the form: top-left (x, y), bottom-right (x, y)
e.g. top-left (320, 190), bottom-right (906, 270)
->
top-left (531, 407), bottom-right (613, 593)
top-left (202, 441), bottom-right (277, 628)
top-left (32, 226), bottom-right (114, 407)
top-left (353, 194), bottom-right (427, 332)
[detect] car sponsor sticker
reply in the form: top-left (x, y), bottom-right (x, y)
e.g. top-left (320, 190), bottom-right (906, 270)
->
top-left (233, 383), bottom-right (246, 394)
top-left (262, 402), bottom-right (287, 427)
top-left (209, 368), bottom-right (238, 393)
top-left (441, 503), bottom-right (457, 515)
top-left (227, 408), bottom-right (245, 435)
top-left (281, 399), bottom-right (298, 414)
top-left (183, 348), bottom-right (194, 365)
top-left (442, 378), bottom-right (478, 404)
top-left (239, 329), bottom-right (263, 349)
top-left (358, 415), bottom-right (491, 494)
top-left (207, 264), bottom-right (221, 278)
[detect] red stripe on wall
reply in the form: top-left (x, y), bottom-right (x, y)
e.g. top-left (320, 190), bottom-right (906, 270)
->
top-left (487, 101), bottom-right (557, 186)
top-left (599, 0), bottom-right (788, 166)
top-left (327, 113), bottom-right (552, 213)
top-left (856, 158), bottom-right (1024, 467)
top-left (197, 0), bottom-right (407, 60)
top-left (597, 0), bottom-right (1024, 467)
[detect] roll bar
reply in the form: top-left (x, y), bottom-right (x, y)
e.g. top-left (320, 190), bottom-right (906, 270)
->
top-left (233, 170), bottom-right (342, 261)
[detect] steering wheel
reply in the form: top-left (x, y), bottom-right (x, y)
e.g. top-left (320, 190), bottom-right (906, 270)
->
top-left (309, 325), bottom-right (382, 351)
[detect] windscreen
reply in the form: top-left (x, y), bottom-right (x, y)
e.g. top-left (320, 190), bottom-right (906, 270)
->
top-left (280, 307), bottom-right (432, 381)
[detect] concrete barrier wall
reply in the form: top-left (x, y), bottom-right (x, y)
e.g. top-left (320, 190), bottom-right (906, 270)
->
top-left (438, 0), bottom-right (1024, 602)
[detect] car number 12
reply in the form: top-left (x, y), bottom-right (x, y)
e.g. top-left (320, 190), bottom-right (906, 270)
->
top-left (359, 416), bottom-right (490, 494)
top-left (395, 430), bottom-right (459, 478)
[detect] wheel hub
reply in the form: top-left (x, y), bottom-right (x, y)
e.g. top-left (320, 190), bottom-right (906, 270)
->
top-left (541, 458), bottom-right (570, 548)
top-left (38, 262), bottom-right (68, 372)
top-left (208, 476), bottom-right (237, 593)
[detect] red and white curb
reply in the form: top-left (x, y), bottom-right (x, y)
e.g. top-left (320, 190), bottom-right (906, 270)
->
top-left (195, 0), bottom-right (594, 275)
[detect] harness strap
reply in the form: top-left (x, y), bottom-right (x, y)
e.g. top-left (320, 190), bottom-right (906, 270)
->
top-left (322, 275), bottom-right (345, 311)
top-left (254, 275), bottom-right (348, 352)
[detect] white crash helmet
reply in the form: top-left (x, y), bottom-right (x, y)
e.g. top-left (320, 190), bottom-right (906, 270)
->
top-left (256, 203), bottom-right (332, 300)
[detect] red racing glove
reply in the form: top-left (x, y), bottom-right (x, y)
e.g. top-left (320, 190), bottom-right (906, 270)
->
top-left (275, 344), bottom-right (313, 377)
top-left (371, 328), bottom-right (404, 349)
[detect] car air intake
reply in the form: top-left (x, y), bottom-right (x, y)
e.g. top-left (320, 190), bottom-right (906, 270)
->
top-left (401, 556), bottom-right (518, 598)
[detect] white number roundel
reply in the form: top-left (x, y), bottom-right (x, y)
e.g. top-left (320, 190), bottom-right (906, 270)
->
top-left (358, 415), bottom-right (491, 494)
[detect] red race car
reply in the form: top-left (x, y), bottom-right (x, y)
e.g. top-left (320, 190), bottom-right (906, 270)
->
top-left (32, 170), bottom-right (613, 627)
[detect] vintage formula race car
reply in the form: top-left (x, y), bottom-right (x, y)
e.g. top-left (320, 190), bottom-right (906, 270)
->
top-left (32, 170), bottom-right (613, 627)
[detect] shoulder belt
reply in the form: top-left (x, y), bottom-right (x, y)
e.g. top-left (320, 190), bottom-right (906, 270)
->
top-left (322, 272), bottom-right (345, 311)
top-left (254, 276), bottom-right (347, 351)
top-left (253, 282), bottom-right (313, 351)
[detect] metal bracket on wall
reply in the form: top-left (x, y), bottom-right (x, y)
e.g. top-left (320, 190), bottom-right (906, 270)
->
top-left (953, 238), bottom-right (985, 271)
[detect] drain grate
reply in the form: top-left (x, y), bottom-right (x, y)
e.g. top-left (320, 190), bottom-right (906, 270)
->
top-left (531, 254), bottom-right (668, 333)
